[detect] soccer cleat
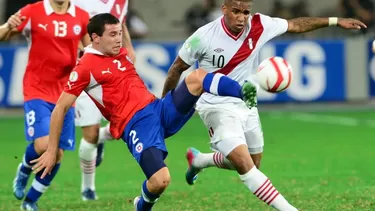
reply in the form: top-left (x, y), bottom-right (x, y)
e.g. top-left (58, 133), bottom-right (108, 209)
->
top-left (133, 196), bottom-right (140, 211)
top-left (185, 147), bottom-right (202, 185)
top-left (13, 163), bottom-right (30, 200)
top-left (82, 188), bottom-right (98, 201)
top-left (96, 142), bottom-right (105, 167)
top-left (241, 81), bottom-right (257, 109)
top-left (20, 201), bottom-right (38, 211)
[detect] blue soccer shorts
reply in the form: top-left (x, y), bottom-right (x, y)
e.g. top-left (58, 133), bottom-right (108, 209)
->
top-left (24, 99), bottom-right (76, 150)
top-left (121, 91), bottom-right (195, 163)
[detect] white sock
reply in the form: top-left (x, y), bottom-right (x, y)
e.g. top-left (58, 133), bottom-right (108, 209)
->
top-left (79, 138), bottom-right (97, 191)
top-left (239, 166), bottom-right (298, 211)
top-left (98, 123), bottom-right (113, 144)
top-left (193, 152), bottom-right (235, 170)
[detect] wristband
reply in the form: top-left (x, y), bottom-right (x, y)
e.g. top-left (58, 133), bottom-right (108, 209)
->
top-left (329, 17), bottom-right (338, 26)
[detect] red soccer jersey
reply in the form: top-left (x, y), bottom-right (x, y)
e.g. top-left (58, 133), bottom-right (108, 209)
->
top-left (17, 0), bottom-right (90, 104)
top-left (64, 47), bottom-right (155, 139)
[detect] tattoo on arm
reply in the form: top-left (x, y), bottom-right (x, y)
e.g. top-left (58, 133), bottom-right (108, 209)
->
top-left (287, 17), bottom-right (329, 33)
top-left (162, 57), bottom-right (191, 97)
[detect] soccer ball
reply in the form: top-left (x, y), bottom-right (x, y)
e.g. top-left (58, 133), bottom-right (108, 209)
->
top-left (255, 56), bottom-right (292, 93)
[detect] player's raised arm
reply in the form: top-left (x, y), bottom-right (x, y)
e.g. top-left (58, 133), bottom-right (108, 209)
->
top-left (122, 22), bottom-right (136, 62)
top-left (162, 29), bottom-right (207, 97)
top-left (287, 17), bottom-right (367, 33)
top-left (81, 33), bottom-right (91, 47)
top-left (162, 56), bottom-right (192, 97)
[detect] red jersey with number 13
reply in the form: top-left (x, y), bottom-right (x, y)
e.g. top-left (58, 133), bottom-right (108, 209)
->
top-left (64, 47), bottom-right (155, 139)
top-left (17, 0), bottom-right (89, 104)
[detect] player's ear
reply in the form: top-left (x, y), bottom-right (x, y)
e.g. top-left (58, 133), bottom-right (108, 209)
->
top-left (221, 4), bottom-right (227, 14)
top-left (91, 33), bottom-right (100, 44)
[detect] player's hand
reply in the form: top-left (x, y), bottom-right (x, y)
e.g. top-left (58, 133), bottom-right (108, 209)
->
top-left (7, 13), bottom-right (26, 29)
top-left (30, 149), bottom-right (58, 179)
top-left (338, 18), bottom-right (367, 30)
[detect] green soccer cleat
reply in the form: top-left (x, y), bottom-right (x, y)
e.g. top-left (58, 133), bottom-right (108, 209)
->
top-left (241, 81), bottom-right (257, 109)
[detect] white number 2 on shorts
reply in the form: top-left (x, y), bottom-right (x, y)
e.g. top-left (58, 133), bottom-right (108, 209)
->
top-left (129, 130), bottom-right (139, 145)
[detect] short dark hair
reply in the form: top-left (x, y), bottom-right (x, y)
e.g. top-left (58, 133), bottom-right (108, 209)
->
top-left (87, 13), bottom-right (120, 41)
top-left (224, 0), bottom-right (252, 5)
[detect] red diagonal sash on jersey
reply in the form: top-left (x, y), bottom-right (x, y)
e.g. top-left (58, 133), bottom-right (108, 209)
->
top-left (214, 14), bottom-right (264, 75)
top-left (110, 0), bottom-right (127, 20)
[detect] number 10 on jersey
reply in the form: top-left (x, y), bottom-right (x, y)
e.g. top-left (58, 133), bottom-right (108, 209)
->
top-left (212, 55), bottom-right (225, 68)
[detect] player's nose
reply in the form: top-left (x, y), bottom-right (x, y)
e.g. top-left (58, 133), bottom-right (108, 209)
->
top-left (237, 15), bottom-right (245, 23)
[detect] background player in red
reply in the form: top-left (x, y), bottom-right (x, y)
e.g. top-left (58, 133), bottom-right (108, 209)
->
top-left (72, 0), bottom-right (136, 200)
top-left (0, 0), bottom-right (90, 210)
top-left (30, 13), bottom-right (258, 211)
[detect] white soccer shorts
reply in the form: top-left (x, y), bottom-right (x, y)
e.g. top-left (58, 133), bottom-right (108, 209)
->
top-left (75, 92), bottom-right (103, 127)
top-left (197, 103), bottom-right (264, 156)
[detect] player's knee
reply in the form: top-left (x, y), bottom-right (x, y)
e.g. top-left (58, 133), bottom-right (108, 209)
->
top-left (81, 124), bottom-right (100, 144)
top-left (148, 167), bottom-right (171, 193)
top-left (33, 136), bottom-right (49, 155)
top-left (185, 68), bottom-right (207, 95)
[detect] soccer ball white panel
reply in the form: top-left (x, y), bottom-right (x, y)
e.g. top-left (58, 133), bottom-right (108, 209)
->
top-left (256, 56), bottom-right (292, 93)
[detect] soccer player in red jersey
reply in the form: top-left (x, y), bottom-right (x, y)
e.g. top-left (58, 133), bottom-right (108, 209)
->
top-left (0, 0), bottom-right (90, 210)
top-left (72, 0), bottom-right (137, 200)
top-left (31, 13), bottom-right (258, 210)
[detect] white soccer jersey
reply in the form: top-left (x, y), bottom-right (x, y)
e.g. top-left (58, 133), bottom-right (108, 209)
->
top-left (73, 0), bottom-right (128, 21)
top-left (179, 13), bottom-right (288, 106)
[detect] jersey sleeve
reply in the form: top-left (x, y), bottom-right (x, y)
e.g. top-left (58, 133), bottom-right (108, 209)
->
top-left (178, 28), bottom-right (208, 66)
top-left (16, 4), bottom-right (33, 32)
top-left (64, 64), bottom-right (90, 96)
top-left (258, 13), bottom-right (288, 41)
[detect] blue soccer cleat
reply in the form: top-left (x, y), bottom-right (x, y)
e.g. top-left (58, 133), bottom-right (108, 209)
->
top-left (81, 188), bottom-right (98, 201)
top-left (133, 196), bottom-right (140, 211)
top-left (185, 147), bottom-right (202, 185)
top-left (13, 163), bottom-right (30, 200)
top-left (241, 81), bottom-right (258, 109)
top-left (96, 142), bottom-right (105, 167)
top-left (20, 201), bottom-right (38, 211)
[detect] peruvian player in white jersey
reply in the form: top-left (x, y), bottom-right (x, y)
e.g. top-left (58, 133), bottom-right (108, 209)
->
top-left (71, 0), bottom-right (136, 201)
top-left (162, 0), bottom-right (366, 210)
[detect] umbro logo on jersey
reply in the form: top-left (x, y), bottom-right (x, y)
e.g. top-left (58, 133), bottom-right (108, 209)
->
top-left (100, 0), bottom-right (109, 3)
top-left (214, 48), bottom-right (224, 53)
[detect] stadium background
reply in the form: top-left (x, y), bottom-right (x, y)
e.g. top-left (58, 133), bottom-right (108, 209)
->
top-left (0, 0), bottom-right (375, 210)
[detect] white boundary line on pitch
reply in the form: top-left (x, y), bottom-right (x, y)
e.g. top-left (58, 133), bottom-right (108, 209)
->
top-left (268, 112), bottom-right (375, 128)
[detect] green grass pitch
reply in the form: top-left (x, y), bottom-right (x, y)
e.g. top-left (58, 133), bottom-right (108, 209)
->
top-left (0, 110), bottom-right (374, 211)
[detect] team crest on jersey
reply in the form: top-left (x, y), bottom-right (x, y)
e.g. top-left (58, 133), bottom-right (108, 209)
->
top-left (214, 48), bottom-right (224, 53)
top-left (126, 55), bottom-right (134, 64)
top-left (135, 142), bottom-right (143, 153)
top-left (28, 126), bottom-right (34, 137)
top-left (69, 71), bottom-right (78, 82)
top-left (73, 25), bottom-right (82, 35)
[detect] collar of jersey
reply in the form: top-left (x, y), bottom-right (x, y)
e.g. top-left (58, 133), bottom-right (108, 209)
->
top-left (84, 45), bottom-right (104, 56)
top-left (43, 0), bottom-right (76, 17)
top-left (220, 17), bottom-right (246, 41)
